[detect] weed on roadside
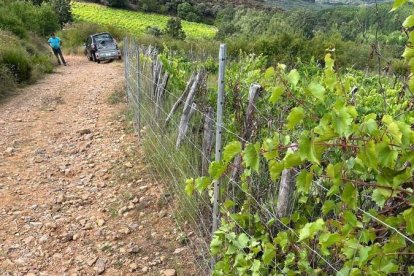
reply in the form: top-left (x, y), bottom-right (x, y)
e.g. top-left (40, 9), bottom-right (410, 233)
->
top-left (108, 87), bottom-right (126, 105)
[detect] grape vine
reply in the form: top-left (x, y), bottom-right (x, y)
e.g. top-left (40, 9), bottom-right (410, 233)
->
top-left (185, 1), bottom-right (414, 274)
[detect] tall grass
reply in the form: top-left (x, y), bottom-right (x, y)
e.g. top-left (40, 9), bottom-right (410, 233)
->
top-left (0, 0), bottom-right (59, 100)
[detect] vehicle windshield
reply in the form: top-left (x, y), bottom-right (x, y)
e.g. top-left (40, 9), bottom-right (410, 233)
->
top-left (94, 34), bottom-right (114, 44)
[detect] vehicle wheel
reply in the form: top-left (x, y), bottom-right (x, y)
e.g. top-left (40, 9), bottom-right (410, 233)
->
top-left (97, 60), bottom-right (101, 64)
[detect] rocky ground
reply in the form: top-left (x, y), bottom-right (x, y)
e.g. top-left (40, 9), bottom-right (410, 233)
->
top-left (0, 57), bottom-right (199, 275)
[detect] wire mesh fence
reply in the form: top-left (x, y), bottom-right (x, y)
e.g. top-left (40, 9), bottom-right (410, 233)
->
top-left (124, 37), bottom-right (214, 274)
top-left (124, 36), bottom-right (414, 275)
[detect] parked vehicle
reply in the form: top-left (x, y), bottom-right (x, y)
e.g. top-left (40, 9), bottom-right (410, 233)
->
top-left (84, 32), bottom-right (121, 63)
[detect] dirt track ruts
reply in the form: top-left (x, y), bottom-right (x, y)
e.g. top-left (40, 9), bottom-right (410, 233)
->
top-left (0, 56), bottom-right (198, 276)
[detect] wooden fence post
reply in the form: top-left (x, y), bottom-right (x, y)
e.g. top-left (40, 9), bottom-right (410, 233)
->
top-left (176, 71), bottom-right (203, 148)
top-left (230, 84), bottom-right (263, 184)
top-left (164, 73), bottom-right (196, 128)
top-left (276, 144), bottom-right (298, 220)
top-left (202, 107), bottom-right (215, 175)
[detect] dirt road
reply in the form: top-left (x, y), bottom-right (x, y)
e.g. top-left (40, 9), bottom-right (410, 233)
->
top-left (0, 57), bottom-right (197, 275)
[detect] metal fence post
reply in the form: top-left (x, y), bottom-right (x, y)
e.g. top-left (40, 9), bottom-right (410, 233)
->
top-left (136, 46), bottom-right (141, 139)
top-left (124, 37), bottom-right (130, 106)
top-left (211, 44), bottom-right (227, 267)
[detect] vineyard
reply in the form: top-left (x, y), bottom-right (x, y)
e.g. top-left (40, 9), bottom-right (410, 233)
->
top-left (123, 0), bottom-right (414, 274)
top-left (71, 2), bottom-right (217, 39)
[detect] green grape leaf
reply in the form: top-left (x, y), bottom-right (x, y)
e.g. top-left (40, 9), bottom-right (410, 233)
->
top-left (251, 259), bottom-right (261, 274)
top-left (308, 82), bottom-right (325, 101)
top-left (360, 229), bottom-right (376, 244)
top-left (327, 163), bottom-right (342, 185)
top-left (376, 142), bottom-right (398, 168)
top-left (343, 210), bottom-right (358, 228)
top-left (392, 0), bottom-right (407, 11)
top-left (210, 235), bottom-right (222, 255)
top-left (322, 200), bottom-right (336, 215)
top-left (185, 178), bottom-right (195, 196)
top-left (262, 137), bottom-right (279, 160)
top-left (358, 140), bottom-right (378, 170)
top-left (195, 176), bottom-right (211, 192)
top-left (298, 218), bottom-right (325, 242)
top-left (383, 234), bottom-right (406, 254)
top-left (409, 76), bottom-right (414, 92)
top-left (299, 132), bottom-right (320, 164)
top-left (264, 66), bottom-right (276, 80)
top-left (223, 141), bottom-right (242, 163)
top-left (342, 183), bottom-right (357, 209)
top-left (287, 107), bottom-right (304, 129)
top-left (269, 160), bottom-right (284, 181)
top-left (296, 170), bottom-right (313, 194)
top-left (284, 151), bottom-right (302, 168)
top-left (269, 86), bottom-right (284, 104)
top-left (209, 161), bottom-right (227, 180)
top-left (372, 188), bottom-right (392, 208)
top-left (325, 53), bottom-right (335, 70)
top-left (359, 246), bottom-right (372, 266)
top-left (332, 106), bottom-right (353, 137)
top-left (237, 233), bottom-right (250, 248)
top-left (244, 143), bottom-right (260, 172)
top-left (360, 118), bottom-right (378, 135)
top-left (262, 243), bottom-right (276, 265)
top-left (403, 15), bottom-right (414, 28)
top-left (287, 69), bottom-right (300, 86)
top-left (387, 123), bottom-right (402, 145)
top-left (319, 232), bottom-right (340, 256)
top-left (403, 208), bottom-right (414, 235)
top-left (275, 231), bottom-right (289, 252)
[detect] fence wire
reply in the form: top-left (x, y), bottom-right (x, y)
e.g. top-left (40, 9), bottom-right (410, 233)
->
top-left (123, 37), bottom-right (414, 275)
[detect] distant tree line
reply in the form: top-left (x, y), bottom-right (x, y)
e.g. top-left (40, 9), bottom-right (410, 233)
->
top-left (214, 3), bottom-right (411, 71)
top-left (82, 0), bottom-right (271, 24)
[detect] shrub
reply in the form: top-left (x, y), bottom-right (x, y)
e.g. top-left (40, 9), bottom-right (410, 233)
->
top-left (0, 1), bottom-right (59, 37)
top-left (177, 2), bottom-right (200, 23)
top-left (146, 26), bottom-right (163, 37)
top-left (0, 65), bottom-right (16, 100)
top-left (0, 48), bottom-right (32, 83)
top-left (165, 17), bottom-right (186, 40)
top-left (0, 12), bottom-right (27, 38)
top-left (50, 0), bottom-right (73, 28)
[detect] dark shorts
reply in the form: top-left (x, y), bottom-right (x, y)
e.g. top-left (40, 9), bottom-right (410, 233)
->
top-left (52, 48), bottom-right (62, 54)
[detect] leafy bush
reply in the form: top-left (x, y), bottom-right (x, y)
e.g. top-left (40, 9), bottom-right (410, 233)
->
top-left (165, 17), bottom-right (186, 40)
top-left (0, 65), bottom-right (16, 100)
top-left (0, 1), bottom-right (59, 37)
top-left (107, 0), bottom-right (127, 8)
top-left (177, 2), bottom-right (201, 23)
top-left (50, 0), bottom-right (73, 27)
top-left (0, 48), bottom-right (32, 83)
top-left (146, 26), bottom-right (163, 37)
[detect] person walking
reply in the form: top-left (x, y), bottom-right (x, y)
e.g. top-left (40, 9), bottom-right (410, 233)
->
top-left (48, 33), bottom-right (67, 66)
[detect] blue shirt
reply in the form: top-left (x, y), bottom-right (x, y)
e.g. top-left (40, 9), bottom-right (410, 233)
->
top-left (48, 37), bottom-right (61, 49)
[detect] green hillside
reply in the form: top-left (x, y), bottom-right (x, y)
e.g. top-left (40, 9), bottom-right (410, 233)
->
top-left (72, 2), bottom-right (217, 39)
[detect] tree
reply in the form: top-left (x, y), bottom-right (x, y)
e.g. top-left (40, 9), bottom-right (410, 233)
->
top-left (50, 0), bottom-right (72, 28)
top-left (140, 0), bottom-right (159, 12)
top-left (165, 17), bottom-right (186, 40)
top-left (177, 2), bottom-right (200, 22)
top-left (107, 0), bottom-right (127, 8)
